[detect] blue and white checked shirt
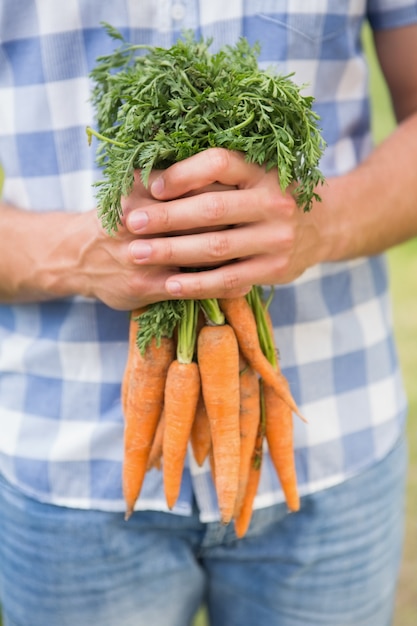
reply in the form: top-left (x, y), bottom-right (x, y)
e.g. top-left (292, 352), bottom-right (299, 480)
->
top-left (0, 0), bottom-right (416, 521)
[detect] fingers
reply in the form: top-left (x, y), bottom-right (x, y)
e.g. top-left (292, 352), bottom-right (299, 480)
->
top-left (149, 148), bottom-right (265, 199)
top-left (115, 149), bottom-right (307, 301)
top-left (124, 149), bottom-right (294, 239)
top-left (163, 256), bottom-right (284, 300)
top-left (126, 175), bottom-right (296, 243)
top-left (120, 170), bottom-right (162, 226)
top-left (126, 186), bottom-right (269, 235)
top-left (126, 215), bottom-right (299, 301)
top-left (165, 264), bottom-right (253, 300)
top-left (127, 220), bottom-right (286, 268)
top-left (84, 211), bottom-right (181, 309)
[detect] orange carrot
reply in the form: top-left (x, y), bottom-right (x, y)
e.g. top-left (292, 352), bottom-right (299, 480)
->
top-left (163, 359), bottom-right (201, 509)
top-left (147, 409), bottom-right (165, 471)
top-left (234, 413), bottom-right (264, 538)
top-left (190, 392), bottom-right (212, 466)
top-left (219, 297), bottom-right (302, 418)
top-left (252, 298), bottom-right (300, 512)
top-left (121, 308), bottom-right (146, 416)
top-left (123, 334), bottom-right (175, 520)
top-left (234, 355), bottom-right (261, 518)
top-left (264, 383), bottom-right (300, 512)
top-left (198, 323), bottom-right (241, 524)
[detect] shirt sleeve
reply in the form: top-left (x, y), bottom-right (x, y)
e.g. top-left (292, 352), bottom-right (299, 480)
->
top-left (367, 0), bottom-right (417, 30)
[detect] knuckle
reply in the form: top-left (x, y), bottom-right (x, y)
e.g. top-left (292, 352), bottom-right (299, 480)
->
top-left (158, 205), bottom-right (173, 231)
top-left (203, 193), bottom-right (226, 222)
top-left (263, 188), bottom-right (281, 212)
top-left (280, 224), bottom-right (297, 249)
top-left (270, 255), bottom-right (293, 282)
top-left (207, 148), bottom-right (231, 174)
top-left (262, 187), bottom-right (297, 218)
top-left (207, 232), bottom-right (230, 259)
top-left (189, 274), bottom-right (205, 299)
top-left (222, 269), bottom-right (241, 291)
top-left (271, 256), bottom-right (286, 275)
top-left (280, 193), bottom-right (298, 218)
top-left (126, 272), bottom-right (144, 297)
top-left (267, 226), bottom-right (293, 253)
top-left (163, 238), bottom-right (176, 262)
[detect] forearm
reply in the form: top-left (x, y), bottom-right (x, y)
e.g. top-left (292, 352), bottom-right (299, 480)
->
top-left (0, 200), bottom-right (213, 308)
top-left (0, 203), bottom-right (94, 303)
top-left (316, 111), bottom-right (417, 263)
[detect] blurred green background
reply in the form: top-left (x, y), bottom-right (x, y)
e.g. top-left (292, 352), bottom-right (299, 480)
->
top-left (0, 23), bottom-right (415, 626)
top-left (363, 24), bottom-right (417, 626)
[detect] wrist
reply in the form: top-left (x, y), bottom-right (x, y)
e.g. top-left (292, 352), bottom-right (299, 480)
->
top-left (309, 175), bottom-right (359, 264)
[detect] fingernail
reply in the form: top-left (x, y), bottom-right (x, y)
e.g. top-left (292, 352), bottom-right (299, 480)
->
top-left (151, 176), bottom-right (164, 197)
top-left (131, 241), bottom-right (152, 261)
top-left (128, 211), bottom-right (148, 232)
top-left (166, 280), bottom-right (182, 296)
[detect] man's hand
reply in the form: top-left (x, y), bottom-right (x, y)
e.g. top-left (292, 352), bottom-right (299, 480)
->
top-left (0, 176), bottom-right (178, 309)
top-left (125, 149), bottom-right (326, 299)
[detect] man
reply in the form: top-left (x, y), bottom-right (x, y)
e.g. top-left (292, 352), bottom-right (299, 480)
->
top-left (0, 2), bottom-right (417, 625)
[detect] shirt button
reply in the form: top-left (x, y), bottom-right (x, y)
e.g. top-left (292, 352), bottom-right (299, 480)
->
top-left (171, 3), bottom-right (186, 21)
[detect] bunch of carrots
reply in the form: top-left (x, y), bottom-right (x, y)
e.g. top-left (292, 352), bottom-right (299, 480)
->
top-left (122, 287), bottom-right (303, 538)
top-left (86, 29), bottom-right (321, 536)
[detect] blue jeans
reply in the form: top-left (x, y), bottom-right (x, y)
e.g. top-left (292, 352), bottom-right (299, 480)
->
top-left (0, 436), bottom-right (406, 626)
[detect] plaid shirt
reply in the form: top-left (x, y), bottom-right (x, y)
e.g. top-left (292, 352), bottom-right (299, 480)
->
top-left (0, 0), bottom-right (415, 520)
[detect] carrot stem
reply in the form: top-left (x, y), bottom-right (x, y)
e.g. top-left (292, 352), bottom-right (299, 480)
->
top-left (246, 286), bottom-right (277, 368)
top-left (177, 299), bottom-right (199, 364)
top-left (199, 299), bottom-right (225, 326)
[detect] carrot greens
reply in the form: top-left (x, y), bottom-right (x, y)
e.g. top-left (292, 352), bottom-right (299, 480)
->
top-left (88, 24), bottom-right (325, 234)
top-left (133, 300), bottom-right (184, 355)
